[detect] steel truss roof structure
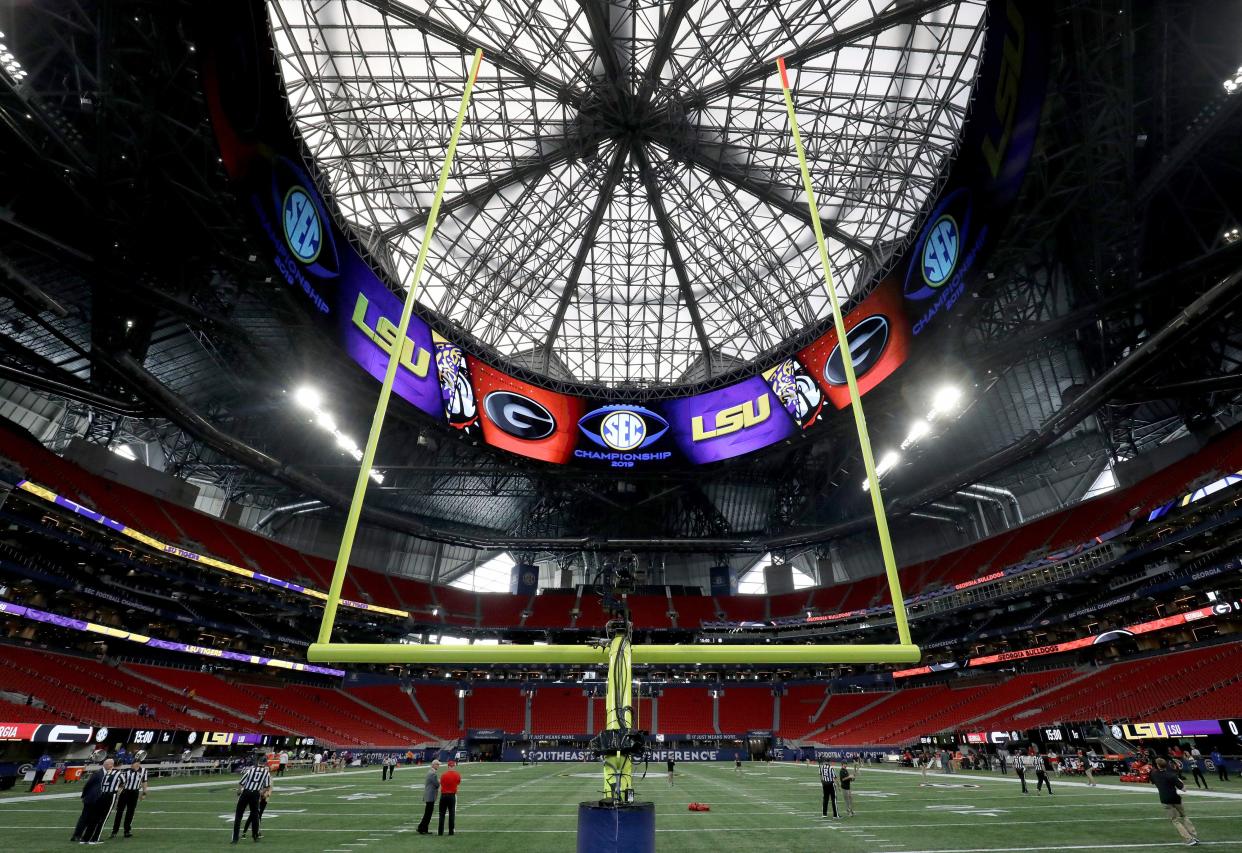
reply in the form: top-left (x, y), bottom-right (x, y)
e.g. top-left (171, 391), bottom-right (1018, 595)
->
top-left (269, 0), bottom-right (987, 387)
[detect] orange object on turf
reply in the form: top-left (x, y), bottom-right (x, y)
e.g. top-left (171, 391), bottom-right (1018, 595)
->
top-left (32, 784), bottom-right (44, 793)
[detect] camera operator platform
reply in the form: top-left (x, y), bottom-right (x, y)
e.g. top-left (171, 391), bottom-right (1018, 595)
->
top-left (577, 553), bottom-right (655, 853)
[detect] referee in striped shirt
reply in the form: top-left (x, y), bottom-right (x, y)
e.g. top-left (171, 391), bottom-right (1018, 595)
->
top-left (111, 758), bottom-right (149, 838)
top-left (232, 755), bottom-right (273, 844)
top-left (820, 760), bottom-right (840, 819)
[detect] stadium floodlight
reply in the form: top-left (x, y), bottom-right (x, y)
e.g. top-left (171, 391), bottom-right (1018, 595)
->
top-left (308, 53), bottom-right (919, 673)
top-left (902, 419), bottom-right (932, 448)
top-left (1225, 66), bottom-right (1242, 94)
top-left (876, 451), bottom-right (901, 476)
top-left (293, 386), bottom-right (321, 410)
top-left (316, 412), bottom-right (336, 432)
top-left (930, 385), bottom-right (963, 415)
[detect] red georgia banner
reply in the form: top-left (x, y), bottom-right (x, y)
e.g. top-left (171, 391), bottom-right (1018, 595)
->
top-left (796, 279), bottom-right (911, 410)
top-left (468, 357), bottom-right (583, 464)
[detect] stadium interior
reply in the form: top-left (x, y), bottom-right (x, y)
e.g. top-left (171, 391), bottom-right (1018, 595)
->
top-left (2, 0), bottom-right (1242, 851)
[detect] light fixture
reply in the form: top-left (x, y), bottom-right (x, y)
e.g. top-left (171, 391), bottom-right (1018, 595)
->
top-left (901, 419), bottom-right (931, 448)
top-left (291, 385), bottom-right (384, 484)
top-left (1225, 66), bottom-right (1242, 94)
top-left (293, 386), bottom-right (321, 410)
top-left (877, 450), bottom-right (901, 475)
top-left (930, 385), bottom-right (962, 415)
top-left (1224, 227), bottom-right (1240, 245)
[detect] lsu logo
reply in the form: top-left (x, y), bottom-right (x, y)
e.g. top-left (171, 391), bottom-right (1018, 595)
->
top-left (921, 215), bottom-right (959, 288)
top-left (578, 406), bottom-right (668, 451)
top-left (981, 0), bottom-right (1026, 179)
top-left (282, 186), bottom-right (322, 263)
top-left (351, 291), bottom-right (432, 378)
top-left (691, 395), bottom-right (770, 441)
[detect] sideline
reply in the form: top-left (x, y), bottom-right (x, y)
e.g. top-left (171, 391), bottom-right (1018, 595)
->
top-left (835, 766), bottom-right (1242, 800)
top-left (0, 765), bottom-right (413, 806)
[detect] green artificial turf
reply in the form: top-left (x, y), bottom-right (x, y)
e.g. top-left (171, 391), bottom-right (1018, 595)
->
top-left (3, 761), bottom-right (1239, 852)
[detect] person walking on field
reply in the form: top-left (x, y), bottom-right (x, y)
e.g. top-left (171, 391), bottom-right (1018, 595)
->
top-left (839, 763), bottom-right (857, 817)
top-left (1034, 750), bottom-right (1053, 795)
top-left (416, 760), bottom-right (440, 834)
top-left (1151, 758), bottom-right (1199, 845)
top-left (1015, 752), bottom-right (1030, 795)
top-left (667, 758), bottom-right (675, 786)
top-left (1190, 750), bottom-right (1209, 790)
top-left (1210, 749), bottom-right (1228, 782)
top-left (438, 760), bottom-right (462, 836)
top-left (231, 754), bottom-right (272, 844)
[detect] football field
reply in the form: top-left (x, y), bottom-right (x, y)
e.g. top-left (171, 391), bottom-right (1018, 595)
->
top-left (3, 761), bottom-right (1240, 852)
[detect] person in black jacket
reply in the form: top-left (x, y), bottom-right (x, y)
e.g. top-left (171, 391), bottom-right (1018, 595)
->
top-left (71, 762), bottom-right (107, 843)
top-left (1151, 758), bottom-right (1199, 845)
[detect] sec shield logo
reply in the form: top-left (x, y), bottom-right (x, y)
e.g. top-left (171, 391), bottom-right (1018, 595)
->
top-left (579, 406), bottom-right (668, 451)
top-left (921, 215), bottom-right (958, 287)
top-left (483, 392), bottom-right (556, 440)
top-left (282, 186), bottom-right (322, 263)
top-left (824, 315), bottom-right (890, 385)
top-left (601, 410), bottom-right (646, 451)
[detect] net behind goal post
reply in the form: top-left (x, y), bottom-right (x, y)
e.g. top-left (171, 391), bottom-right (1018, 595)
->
top-left (306, 53), bottom-right (920, 670)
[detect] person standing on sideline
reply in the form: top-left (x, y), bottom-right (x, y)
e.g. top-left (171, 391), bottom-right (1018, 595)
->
top-left (83, 759), bottom-right (123, 844)
top-left (1151, 758), bottom-right (1199, 845)
top-left (839, 763), bottom-right (856, 817)
top-left (110, 757), bottom-right (148, 838)
top-left (819, 760), bottom-right (839, 819)
top-left (920, 751), bottom-right (931, 781)
top-left (231, 755), bottom-right (272, 844)
top-left (277, 751), bottom-right (288, 777)
top-left (1033, 750), bottom-right (1053, 795)
top-left (438, 760), bottom-right (462, 836)
top-left (1015, 752), bottom-right (1030, 795)
top-left (29, 750), bottom-right (52, 791)
top-left (1190, 751), bottom-right (1209, 789)
top-left (312, 752), bottom-right (323, 774)
top-left (71, 760), bottom-right (110, 843)
top-left (1084, 753), bottom-right (1097, 787)
top-left (1210, 749), bottom-right (1228, 782)
top-left (667, 758), bottom-right (675, 786)
top-left (998, 751), bottom-right (1008, 775)
top-left (416, 760), bottom-right (440, 834)
top-left (734, 752), bottom-right (742, 773)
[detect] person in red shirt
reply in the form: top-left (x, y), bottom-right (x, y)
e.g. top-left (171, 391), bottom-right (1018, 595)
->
top-left (438, 760), bottom-right (462, 836)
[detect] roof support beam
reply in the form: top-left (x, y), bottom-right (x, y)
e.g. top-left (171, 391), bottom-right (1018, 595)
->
top-left (681, 0), bottom-right (955, 109)
top-left (577, 0), bottom-right (624, 85)
top-left (541, 142), bottom-right (630, 369)
top-left (376, 142), bottom-right (599, 241)
top-left (637, 0), bottom-right (695, 105)
top-left (669, 146), bottom-right (875, 257)
top-left (634, 143), bottom-right (714, 375)
top-left (357, 0), bottom-right (583, 106)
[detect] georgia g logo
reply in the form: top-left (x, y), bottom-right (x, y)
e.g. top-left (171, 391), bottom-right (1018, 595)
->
top-left (483, 392), bottom-right (556, 440)
top-left (282, 186), bottom-right (322, 263)
top-left (824, 315), bottom-right (890, 385)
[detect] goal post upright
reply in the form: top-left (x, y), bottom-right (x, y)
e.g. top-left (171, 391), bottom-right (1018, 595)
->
top-left (776, 55), bottom-right (914, 648)
top-left (314, 48), bottom-right (484, 647)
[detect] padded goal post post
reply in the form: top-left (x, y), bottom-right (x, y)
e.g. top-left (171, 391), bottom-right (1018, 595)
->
top-left (307, 57), bottom-right (920, 669)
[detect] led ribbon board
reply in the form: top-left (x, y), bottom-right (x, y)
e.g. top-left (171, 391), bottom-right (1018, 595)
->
top-left (203, 0), bottom-right (1050, 472)
top-left (308, 57), bottom-right (921, 667)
